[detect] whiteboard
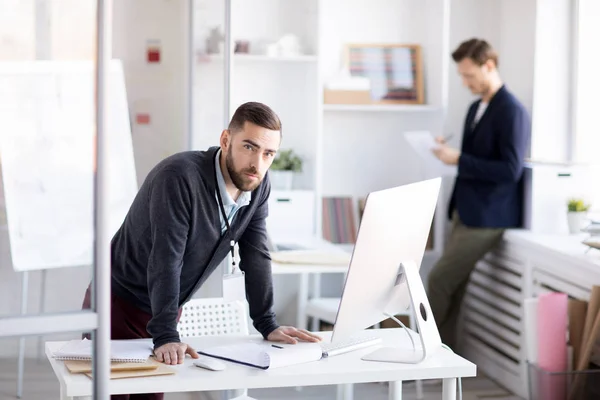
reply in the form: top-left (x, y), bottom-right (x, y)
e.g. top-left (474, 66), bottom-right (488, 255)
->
top-left (0, 60), bottom-right (138, 271)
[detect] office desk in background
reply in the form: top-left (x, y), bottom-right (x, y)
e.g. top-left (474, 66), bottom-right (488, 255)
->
top-left (45, 329), bottom-right (476, 400)
top-left (269, 235), bottom-right (351, 330)
top-left (271, 260), bottom-right (347, 331)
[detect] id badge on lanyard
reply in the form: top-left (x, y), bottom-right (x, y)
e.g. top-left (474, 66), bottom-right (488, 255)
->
top-left (223, 240), bottom-right (246, 302)
top-left (214, 150), bottom-right (246, 302)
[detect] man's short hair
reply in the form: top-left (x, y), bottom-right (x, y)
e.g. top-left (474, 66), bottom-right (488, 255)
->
top-left (228, 102), bottom-right (282, 134)
top-left (451, 38), bottom-right (498, 67)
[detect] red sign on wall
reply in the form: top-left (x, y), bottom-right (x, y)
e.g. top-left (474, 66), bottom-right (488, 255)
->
top-left (146, 39), bottom-right (161, 63)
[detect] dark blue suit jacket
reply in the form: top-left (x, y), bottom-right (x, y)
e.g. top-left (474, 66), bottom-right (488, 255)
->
top-left (448, 85), bottom-right (531, 228)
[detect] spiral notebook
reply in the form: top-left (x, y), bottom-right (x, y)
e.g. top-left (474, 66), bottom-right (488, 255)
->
top-left (52, 338), bottom-right (153, 363)
top-left (199, 341), bottom-right (323, 370)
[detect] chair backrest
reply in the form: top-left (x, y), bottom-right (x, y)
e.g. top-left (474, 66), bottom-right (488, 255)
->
top-left (177, 297), bottom-right (249, 338)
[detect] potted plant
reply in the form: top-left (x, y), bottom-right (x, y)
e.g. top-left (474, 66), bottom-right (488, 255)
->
top-left (567, 198), bottom-right (590, 234)
top-left (269, 149), bottom-right (302, 190)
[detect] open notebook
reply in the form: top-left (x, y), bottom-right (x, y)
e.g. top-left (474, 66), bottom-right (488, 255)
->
top-left (199, 341), bottom-right (323, 370)
top-left (52, 338), bottom-right (153, 362)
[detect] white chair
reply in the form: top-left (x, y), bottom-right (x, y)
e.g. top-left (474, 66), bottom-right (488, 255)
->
top-left (176, 297), bottom-right (258, 400)
top-left (305, 277), bottom-right (424, 400)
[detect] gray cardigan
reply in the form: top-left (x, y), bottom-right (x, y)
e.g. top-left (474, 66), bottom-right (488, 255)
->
top-left (110, 146), bottom-right (278, 348)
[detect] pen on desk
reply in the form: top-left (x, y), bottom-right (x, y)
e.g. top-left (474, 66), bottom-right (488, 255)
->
top-left (271, 344), bottom-right (284, 349)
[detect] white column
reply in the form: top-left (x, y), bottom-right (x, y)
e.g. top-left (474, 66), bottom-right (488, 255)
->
top-left (93, 0), bottom-right (113, 398)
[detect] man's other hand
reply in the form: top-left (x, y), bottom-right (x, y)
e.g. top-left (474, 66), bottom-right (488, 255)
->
top-left (267, 326), bottom-right (322, 344)
top-left (154, 342), bottom-right (199, 365)
top-left (432, 145), bottom-right (460, 165)
top-left (434, 135), bottom-right (447, 145)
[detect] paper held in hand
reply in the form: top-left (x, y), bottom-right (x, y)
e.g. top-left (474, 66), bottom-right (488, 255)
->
top-left (404, 131), bottom-right (456, 177)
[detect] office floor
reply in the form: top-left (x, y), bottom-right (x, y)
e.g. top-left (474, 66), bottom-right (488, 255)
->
top-left (0, 357), bottom-right (523, 400)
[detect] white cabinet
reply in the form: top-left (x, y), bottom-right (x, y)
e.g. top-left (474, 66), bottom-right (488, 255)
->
top-left (523, 164), bottom-right (600, 234)
top-left (266, 190), bottom-right (315, 239)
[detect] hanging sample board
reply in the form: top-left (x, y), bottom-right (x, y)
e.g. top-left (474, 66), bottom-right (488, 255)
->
top-left (0, 60), bottom-right (137, 271)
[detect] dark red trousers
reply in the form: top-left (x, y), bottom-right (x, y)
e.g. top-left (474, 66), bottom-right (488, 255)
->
top-left (82, 285), bottom-right (182, 400)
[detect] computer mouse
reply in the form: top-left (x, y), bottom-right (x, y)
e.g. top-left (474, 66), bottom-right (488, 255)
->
top-left (193, 357), bottom-right (227, 371)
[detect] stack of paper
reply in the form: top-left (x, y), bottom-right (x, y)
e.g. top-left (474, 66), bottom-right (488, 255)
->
top-left (52, 338), bottom-right (153, 362)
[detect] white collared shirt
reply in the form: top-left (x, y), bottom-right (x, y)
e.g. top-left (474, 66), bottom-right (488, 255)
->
top-left (214, 149), bottom-right (252, 234)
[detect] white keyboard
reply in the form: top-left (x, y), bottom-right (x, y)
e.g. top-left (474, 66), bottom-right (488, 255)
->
top-left (320, 335), bottom-right (382, 358)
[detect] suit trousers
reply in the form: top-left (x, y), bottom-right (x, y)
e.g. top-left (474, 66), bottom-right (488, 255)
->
top-left (427, 211), bottom-right (504, 350)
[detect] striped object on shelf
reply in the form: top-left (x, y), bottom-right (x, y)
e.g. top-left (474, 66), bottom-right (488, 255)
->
top-left (322, 197), bottom-right (357, 244)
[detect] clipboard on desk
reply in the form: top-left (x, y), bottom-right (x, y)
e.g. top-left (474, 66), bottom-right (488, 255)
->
top-left (64, 356), bottom-right (176, 380)
top-left (65, 358), bottom-right (158, 374)
top-left (198, 341), bottom-right (323, 370)
top-left (82, 363), bottom-right (176, 380)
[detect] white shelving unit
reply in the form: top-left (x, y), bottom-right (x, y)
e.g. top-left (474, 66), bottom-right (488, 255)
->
top-left (191, 0), bottom-right (451, 257)
top-left (316, 0), bottom-right (451, 257)
top-left (198, 54), bottom-right (318, 63)
top-left (323, 104), bottom-right (440, 112)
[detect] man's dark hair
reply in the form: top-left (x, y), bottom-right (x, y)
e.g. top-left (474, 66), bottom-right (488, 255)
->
top-left (451, 38), bottom-right (498, 67)
top-left (228, 102), bottom-right (282, 134)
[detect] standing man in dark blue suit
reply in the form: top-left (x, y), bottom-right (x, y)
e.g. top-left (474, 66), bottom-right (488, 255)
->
top-left (428, 38), bottom-right (531, 350)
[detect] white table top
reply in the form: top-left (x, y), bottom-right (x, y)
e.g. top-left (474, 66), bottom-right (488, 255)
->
top-left (45, 329), bottom-right (476, 397)
top-left (505, 229), bottom-right (600, 269)
top-left (270, 235), bottom-right (351, 274)
top-left (271, 261), bottom-right (348, 274)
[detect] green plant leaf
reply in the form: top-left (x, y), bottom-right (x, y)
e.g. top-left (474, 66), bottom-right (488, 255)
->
top-left (270, 149), bottom-right (302, 172)
top-left (567, 198), bottom-right (591, 212)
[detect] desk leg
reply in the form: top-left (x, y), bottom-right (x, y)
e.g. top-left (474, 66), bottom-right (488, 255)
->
top-left (17, 271), bottom-right (29, 399)
top-left (336, 383), bottom-right (353, 400)
top-left (296, 273), bottom-right (309, 331)
top-left (309, 273), bottom-right (322, 331)
top-left (389, 381), bottom-right (402, 400)
top-left (442, 378), bottom-right (457, 400)
top-left (59, 384), bottom-right (70, 400)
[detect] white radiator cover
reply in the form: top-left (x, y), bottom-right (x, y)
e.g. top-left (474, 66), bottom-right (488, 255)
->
top-left (459, 230), bottom-right (600, 399)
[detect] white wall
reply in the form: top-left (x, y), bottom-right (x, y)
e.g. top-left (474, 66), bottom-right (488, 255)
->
top-left (530, 0), bottom-right (572, 162)
top-left (445, 0), bottom-right (536, 148)
top-left (112, 0), bottom-right (189, 183)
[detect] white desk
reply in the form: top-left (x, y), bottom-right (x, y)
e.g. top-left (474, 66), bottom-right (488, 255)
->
top-left (45, 329), bottom-right (476, 400)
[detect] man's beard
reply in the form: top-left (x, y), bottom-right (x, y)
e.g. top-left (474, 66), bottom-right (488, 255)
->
top-left (226, 148), bottom-right (262, 192)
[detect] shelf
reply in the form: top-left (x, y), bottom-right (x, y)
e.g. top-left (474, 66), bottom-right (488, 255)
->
top-left (323, 104), bottom-right (439, 112)
top-left (197, 53), bottom-right (317, 64)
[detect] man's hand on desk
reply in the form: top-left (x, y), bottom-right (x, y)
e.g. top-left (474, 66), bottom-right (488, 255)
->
top-left (154, 342), bottom-right (199, 365)
top-left (267, 326), bottom-right (322, 344)
top-left (432, 144), bottom-right (460, 165)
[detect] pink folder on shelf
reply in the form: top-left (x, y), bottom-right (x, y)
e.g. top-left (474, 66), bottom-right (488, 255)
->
top-left (537, 292), bottom-right (568, 400)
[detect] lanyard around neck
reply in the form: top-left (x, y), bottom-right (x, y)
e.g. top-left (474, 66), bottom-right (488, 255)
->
top-left (214, 150), bottom-right (237, 272)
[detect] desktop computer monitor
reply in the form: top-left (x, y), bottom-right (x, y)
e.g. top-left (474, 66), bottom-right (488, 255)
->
top-left (330, 177), bottom-right (442, 363)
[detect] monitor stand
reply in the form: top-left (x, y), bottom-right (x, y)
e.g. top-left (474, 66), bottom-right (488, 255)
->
top-left (361, 260), bottom-right (443, 364)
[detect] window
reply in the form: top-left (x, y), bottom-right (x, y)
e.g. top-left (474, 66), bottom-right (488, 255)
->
top-left (573, 0), bottom-right (600, 164)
